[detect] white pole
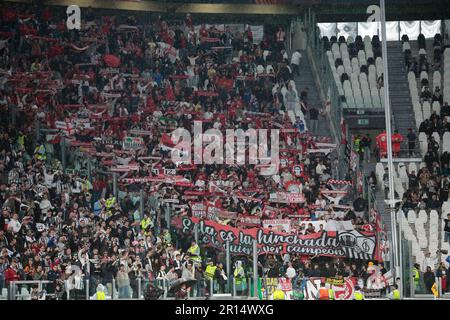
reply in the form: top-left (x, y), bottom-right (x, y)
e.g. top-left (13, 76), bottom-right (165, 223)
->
top-left (253, 240), bottom-right (258, 298)
top-left (379, 0), bottom-right (402, 297)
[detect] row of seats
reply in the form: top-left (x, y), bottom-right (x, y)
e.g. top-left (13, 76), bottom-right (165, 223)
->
top-left (404, 35), bottom-right (445, 142)
top-left (400, 209), bottom-right (449, 267)
top-left (326, 35), bottom-right (384, 109)
top-left (322, 35), bottom-right (382, 58)
top-left (418, 131), bottom-right (450, 155)
top-left (444, 48), bottom-right (450, 104)
top-left (375, 162), bottom-right (425, 199)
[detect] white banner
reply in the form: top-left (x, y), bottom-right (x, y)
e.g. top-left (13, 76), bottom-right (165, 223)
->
top-left (263, 219), bottom-right (291, 233)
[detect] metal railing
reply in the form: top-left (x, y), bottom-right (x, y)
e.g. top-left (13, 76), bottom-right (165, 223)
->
top-left (4, 276), bottom-right (259, 300)
top-left (301, 11), bottom-right (349, 179)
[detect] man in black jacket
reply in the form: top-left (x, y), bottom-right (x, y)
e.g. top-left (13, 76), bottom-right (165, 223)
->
top-left (407, 128), bottom-right (417, 157)
top-left (444, 213), bottom-right (450, 244)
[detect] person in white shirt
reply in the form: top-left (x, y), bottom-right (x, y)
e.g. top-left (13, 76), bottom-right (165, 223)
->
top-left (315, 160), bottom-right (327, 176)
top-left (39, 194), bottom-right (54, 215)
top-left (203, 109), bottom-right (214, 120)
top-left (290, 50), bottom-right (302, 76)
top-left (421, 251), bottom-right (437, 272)
top-left (285, 262), bottom-right (296, 279)
top-left (315, 194), bottom-right (327, 209)
top-left (256, 64), bottom-right (265, 74)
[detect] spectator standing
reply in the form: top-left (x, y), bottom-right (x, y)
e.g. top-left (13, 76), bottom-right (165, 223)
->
top-left (285, 84), bottom-right (298, 113)
top-left (444, 213), bottom-right (450, 243)
top-left (361, 134), bottom-right (372, 163)
top-left (276, 27), bottom-right (286, 50)
top-left (407, 128), bottom-right (417, 157)
top-left (290, 50), bottom-right (302, 77)
top-left (117, 264), bottom-right (131, 299)
top-left (422, 251), bottom-right (437, 272)
top-left (392, 130), bottom-right (404, 158)
top-left (309, 106), bottom-right (319, 134)
top-left (423, 266), bottom-right (435, 294)
top-left (436, 262), bottom-right (447, 293)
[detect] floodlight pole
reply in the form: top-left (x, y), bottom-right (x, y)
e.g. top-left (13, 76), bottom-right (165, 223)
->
top-left (380, 0), bottom-right (402, 298)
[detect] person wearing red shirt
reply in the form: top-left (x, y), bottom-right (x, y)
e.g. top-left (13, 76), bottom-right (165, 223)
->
top-left (392, 130), bottom-right (404, 157)
top-left (376, 130), bottom-right (388, 158)
top-left (4, 260), bottom-right (20, 287)
top-left (196, 170), bottom-right (207, 182)
top-left (199, 24), bottom-right (208, 38)
top-left (246, 168), bottom-right (256, 184)
top-left (245, 26), bottom-right (253, 43)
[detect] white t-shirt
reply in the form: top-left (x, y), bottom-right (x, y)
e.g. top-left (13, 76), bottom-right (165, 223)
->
top-left (286, 267), bottom-right (296, 279)
top-left (316, 164), bottom-right (326, 175)
top-left (204, 111), bottom-right (213, 120)
top-left (291, 51), bottom-right (302, 66)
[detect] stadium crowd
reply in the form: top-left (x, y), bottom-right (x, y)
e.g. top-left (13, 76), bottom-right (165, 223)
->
top-left (0, 3), bottom-right (384, 300)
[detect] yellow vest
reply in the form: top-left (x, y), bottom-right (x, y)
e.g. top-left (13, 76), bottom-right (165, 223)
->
top-left (188, 244), bottom-right (199, 255)
top-left (105, 197), bottom-right (116, 209)
top-left (34, 145), bottom-right (46, 160)
top-left (392, 289), bottom-right (400, 300)
top-left (354, 291), bottom-right (364, 300)
top-left (234, 267), bottom-right (244, 284)
top-left (205, 265), bottom-right (216, 280)
top-left (18, 135), bottom-right (25, 146)
top-left (328, 288), bottom-right (335, 300)
top-left (413, 269), bottom-right (420, 284)
top-left (273, 289), bottom-right (285, 300)
top-left (188, 245), bottom-right (201, 262)
top-left (97, 291), bottom-right (105, 300)
top-left (82, 180), bottom-right (92, 192)
top-left (140, 218), bottom-right (152, 230)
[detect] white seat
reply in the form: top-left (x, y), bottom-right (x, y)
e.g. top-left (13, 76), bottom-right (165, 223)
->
top-left (418, 210), bottom-right (428, 223)
top-left (407, 210), bottom-right (416, 223)
top-left (443, 132), bottom-right (450, 153)
top-left (351, 58), bottom-right (360, 74)
top-left (432, 101), bottom-right (441, 115)
top-left (337, 65), bottom-right (345, 77)
top-left (375, 57), bottom-right (383, 78)
top-left (358, 50), bottom-right (366, 66)
top-left (344, 61), bottom-right (353, 75)
top-left (376, 162), bottom-right (385, 185)
top-left (331, 43), bottom-right (340, 53)
top-left (420, 71), bottom-right (429, 82)
top-left (422, 101), bottom-right (431, 120)
top-left (340, 43), bottom-right (348, 54)
top-left (433, 71), bottom-right (441, 91)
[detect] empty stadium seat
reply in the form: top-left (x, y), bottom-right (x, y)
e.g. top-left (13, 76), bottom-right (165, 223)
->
top-left (443, 132), bottom-right (450, 153)
top-left (433, 71), bottom-right (441, 91)
top-left (432, 101), bottom-right (441, 115)
top-left (422, 101), bottom-right (431, 120)
top-left (418, 210), bottom-right (428, 223)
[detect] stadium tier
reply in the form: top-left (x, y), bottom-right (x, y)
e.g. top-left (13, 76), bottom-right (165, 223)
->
top-left (0, 1), bottom-right (449, 303)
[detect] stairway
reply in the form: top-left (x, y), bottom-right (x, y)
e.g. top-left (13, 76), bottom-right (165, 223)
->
top-left (362, 162), bottom-right (392, 236)
top-left (295, 51), bottom-right (331, 138)
top-left (386, 42), bottom-right (417, 138)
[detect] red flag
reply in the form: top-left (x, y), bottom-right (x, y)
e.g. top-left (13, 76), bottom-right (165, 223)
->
top-left (103, 54), bottom-right (120, 68)
top-left (160, 133), bottom-right (175, 148)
